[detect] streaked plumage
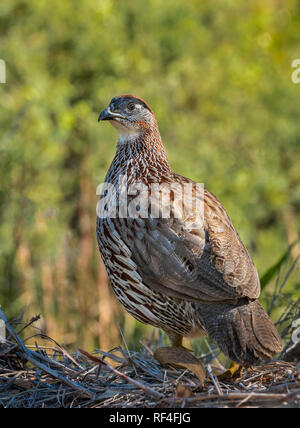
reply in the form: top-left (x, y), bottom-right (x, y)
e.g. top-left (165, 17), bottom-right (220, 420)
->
top-left (97, 94), bottom-right (282, 365)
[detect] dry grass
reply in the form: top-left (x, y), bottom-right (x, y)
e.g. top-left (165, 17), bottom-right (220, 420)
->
top-left (0, 307), bottom-right (300, 408)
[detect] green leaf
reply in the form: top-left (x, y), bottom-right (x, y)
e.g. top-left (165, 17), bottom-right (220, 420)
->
top-left (260, 243), bottom-right (297, 290)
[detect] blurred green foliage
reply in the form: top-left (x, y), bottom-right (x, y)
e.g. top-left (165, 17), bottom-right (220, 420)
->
top-left (0, 0), bottom-right (299, 349)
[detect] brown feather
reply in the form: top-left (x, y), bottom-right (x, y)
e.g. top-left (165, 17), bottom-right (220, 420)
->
top-left (97, 95), bottom-right (282, 365)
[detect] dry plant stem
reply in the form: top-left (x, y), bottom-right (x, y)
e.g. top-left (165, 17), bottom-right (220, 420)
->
top-left (0, 308), bottom-right (299, 408)
top-left (0, 308), bottom-right (93, 399)
top-left (79, 348), bottom-right (163, 399)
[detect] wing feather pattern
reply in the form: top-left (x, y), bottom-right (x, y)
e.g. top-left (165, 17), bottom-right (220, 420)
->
top-left (125, 177), bottom-right (260, 304)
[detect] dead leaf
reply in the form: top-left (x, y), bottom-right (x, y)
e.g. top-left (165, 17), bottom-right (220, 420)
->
top-left (154, 346), bottom-right (206, 385)
top-left (176, 383), bottom-right (192, 398)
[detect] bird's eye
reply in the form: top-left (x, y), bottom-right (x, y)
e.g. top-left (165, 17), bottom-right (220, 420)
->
top-left (127, 103), bottom-right (135, 111)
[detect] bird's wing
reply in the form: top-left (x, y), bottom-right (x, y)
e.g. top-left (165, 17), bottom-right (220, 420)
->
top-left (124, 180), bottom-right (260, 303)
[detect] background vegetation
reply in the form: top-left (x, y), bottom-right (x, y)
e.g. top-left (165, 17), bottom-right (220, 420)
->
top-left (0, 0), bottom-right (299, 351)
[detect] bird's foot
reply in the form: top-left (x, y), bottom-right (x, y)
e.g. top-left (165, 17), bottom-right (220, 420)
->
top-left (217, 362), bottom-right (244, 381)
top-left (154, 345), bottom-right (206, 386)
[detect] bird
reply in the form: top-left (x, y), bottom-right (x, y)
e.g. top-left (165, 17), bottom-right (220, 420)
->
top-left (96, 94), bottom-right (282, 380)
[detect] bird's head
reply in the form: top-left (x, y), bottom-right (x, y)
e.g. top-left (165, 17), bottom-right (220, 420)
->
top-left (98, 95), bottom-right (158, 143)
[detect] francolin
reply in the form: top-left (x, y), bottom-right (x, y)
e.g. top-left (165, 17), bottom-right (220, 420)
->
top-left (97, 95), bottom-right (282, 381)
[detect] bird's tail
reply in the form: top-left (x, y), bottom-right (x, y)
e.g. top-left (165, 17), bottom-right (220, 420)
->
top-left (198, 299), bottom-right (282, 365)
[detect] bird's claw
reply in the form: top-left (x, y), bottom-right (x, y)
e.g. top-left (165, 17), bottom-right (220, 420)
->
top-left (217, 362), bottom-right (244, 381)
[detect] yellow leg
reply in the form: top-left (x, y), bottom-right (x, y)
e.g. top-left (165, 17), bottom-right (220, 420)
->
top-left (217, 362), bottom-right (244, 381)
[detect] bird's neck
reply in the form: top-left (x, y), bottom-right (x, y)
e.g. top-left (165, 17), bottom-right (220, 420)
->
top-left (106, 128), bottom-right (172, 183)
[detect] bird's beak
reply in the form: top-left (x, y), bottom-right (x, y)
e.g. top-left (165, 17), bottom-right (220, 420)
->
top-left (98, 107), bottom-right (125, 122)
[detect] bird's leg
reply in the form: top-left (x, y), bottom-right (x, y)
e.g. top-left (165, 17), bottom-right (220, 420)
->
top-left (217, 361), bottom-right (244, 381)
top-left (153, 332), bottom-right (206, 385)
top-left (169, 332), bottom-right (183, 347)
